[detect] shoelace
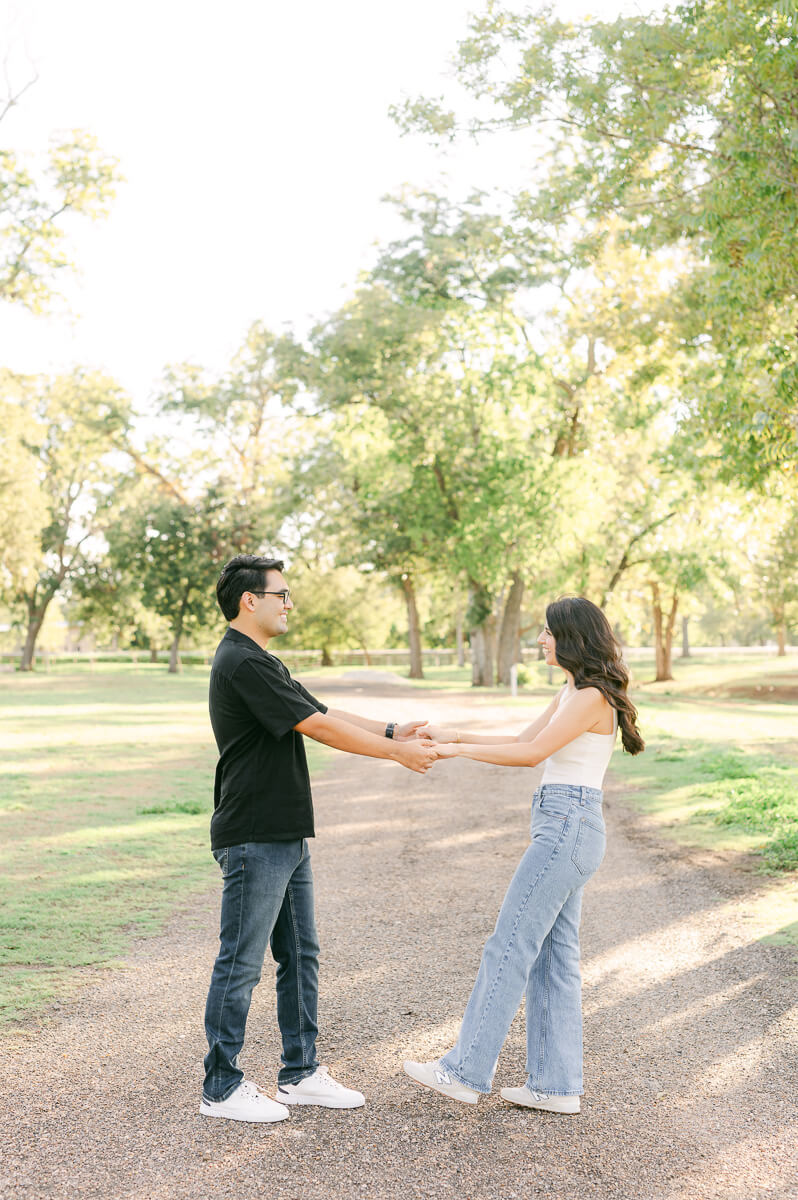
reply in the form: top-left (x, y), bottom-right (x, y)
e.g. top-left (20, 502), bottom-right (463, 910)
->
top-left (315, 1067), bottom-right (344, 1089)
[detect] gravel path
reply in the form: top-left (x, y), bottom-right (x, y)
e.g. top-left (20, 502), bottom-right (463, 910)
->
top-left (3, 680), bottom-right (797, 1200)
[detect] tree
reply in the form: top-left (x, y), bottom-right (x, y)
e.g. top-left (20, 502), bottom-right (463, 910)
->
top-left (279, 563), bottom-right (403, 666)
top-left (0, 375), bottom-right (46, 590)
top-left (99, 482), bottom-right (255, 673)
top-left (1, 79), bottom-right (121, 311)
top-left (6, 370), bottom-right (129, 669)
top-left (395, 0), bottom-right (798, 477)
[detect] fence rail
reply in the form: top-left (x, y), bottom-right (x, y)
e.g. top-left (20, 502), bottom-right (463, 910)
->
top-left (0, 643), bottom-right (792, 672)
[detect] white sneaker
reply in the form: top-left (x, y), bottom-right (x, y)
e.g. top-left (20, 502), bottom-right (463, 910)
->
top-left (500, 1084), bottom-right (580, 1114)
top-left (277, 1065), bottom-right (365, 1109)
top-left (403, 1060), bottom-right (481, 1105)
top-left (199, 1079), bottom-right (290, 1123)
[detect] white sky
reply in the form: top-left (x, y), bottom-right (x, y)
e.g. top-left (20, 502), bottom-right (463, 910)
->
top-left (1, 0), bottom-right (632, 410)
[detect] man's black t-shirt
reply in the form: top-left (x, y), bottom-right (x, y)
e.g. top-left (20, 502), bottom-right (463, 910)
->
top-left (208, 627), bottom-right (327, 849)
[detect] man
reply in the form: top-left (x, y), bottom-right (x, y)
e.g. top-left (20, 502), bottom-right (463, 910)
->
top-left (200, 554), bottom-right (435, 1123)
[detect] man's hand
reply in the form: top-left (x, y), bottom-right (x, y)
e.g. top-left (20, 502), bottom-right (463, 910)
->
top-left (394, 740), bottom-right (438, 773)
top-left (394, 720), bottom-right (429, 741)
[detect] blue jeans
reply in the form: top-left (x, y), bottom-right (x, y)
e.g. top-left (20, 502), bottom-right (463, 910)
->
top-left (203, 840), bottom-right (320, 1101)
top-left (440, 783), bottom-right (606, 1095)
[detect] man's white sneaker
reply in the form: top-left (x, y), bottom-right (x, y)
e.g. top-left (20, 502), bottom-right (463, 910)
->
top-left (277, 1065), bottom-right (365, 1109)
top-left (199, 1079), bottom-right (290, 1123)
top-left (500, 1084), bottom-right (580, 1114)
top-left (403, 1059), bottom-right (481, 1105)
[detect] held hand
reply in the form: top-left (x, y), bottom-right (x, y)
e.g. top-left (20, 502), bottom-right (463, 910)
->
top-left (395, 719), bottom-right (429, 742)
top-left (396, 740), bottom-right (438, 774)
top-left (416, 724), bottom-right (457, 743)
top-left (432, 742), bottom-right (461, 759)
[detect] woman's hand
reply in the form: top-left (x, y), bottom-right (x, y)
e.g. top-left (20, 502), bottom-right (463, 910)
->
top-left (432, 742), bottom-right (461, 759)
top-left (394, 720), bottom-right (430, 742)
top-left (416, 724), bottom-right (458, 744)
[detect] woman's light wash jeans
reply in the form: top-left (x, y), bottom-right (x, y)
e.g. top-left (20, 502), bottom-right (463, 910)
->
top-left (440, 783), bottom-right (606, 1096)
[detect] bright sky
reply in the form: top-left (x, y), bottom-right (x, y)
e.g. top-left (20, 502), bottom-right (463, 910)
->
top-left (1, 0), bottom-right (631, 409)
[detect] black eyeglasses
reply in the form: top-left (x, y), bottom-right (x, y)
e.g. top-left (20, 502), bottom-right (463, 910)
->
top-left (249, 589), bottom-right (291, 604)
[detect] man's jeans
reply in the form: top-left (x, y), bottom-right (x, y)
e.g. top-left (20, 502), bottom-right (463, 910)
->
top-left (440, 784), bottom-right (606, 1096)
top-left (203, 840), bottom-right (320, 1102)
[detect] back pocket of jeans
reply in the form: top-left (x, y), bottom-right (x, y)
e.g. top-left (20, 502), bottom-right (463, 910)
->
top-left (571, 817), bottom-right (606, 876)
top-left (213, 847), bottom-right (230, 876)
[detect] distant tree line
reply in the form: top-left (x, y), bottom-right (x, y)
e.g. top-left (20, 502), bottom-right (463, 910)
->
top-left (2, 0), bottom-right (796, 679)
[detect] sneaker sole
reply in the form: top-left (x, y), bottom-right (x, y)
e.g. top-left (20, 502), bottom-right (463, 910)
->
top-left (499, 1090), bottom-right (580, 1115)
top-left (402, 1063), bottom-right (479, 1105)
top-left (199, 1102), bottom-right (289, 1123)
top-left (277, 1093), bottom-right (365, 1109)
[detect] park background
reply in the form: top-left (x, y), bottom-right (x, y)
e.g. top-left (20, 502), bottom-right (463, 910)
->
top-left (1, 0), bottom-right (798, 1028)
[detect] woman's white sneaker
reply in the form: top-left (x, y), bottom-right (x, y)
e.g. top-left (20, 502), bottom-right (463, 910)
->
top-left (403, 1060), bottom-right (481, 1105)
top-left (199, 1079), bottom-right (290, 1123)
top-left (277, 1065), bottom-right (365, 1109)
top-left (500, 1084), bottom-right (580, 1114)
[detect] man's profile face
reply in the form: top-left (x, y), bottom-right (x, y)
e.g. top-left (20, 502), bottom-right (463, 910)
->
top-left (246, 569), bottom-right (293, 640)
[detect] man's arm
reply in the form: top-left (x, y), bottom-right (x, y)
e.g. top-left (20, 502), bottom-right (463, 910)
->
top-left (325, 708), bottom-right (427, 741)
top-left (295, 712), bottom-right (436, 773)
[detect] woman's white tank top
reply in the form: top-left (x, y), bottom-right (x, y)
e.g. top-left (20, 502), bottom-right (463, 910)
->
top-left (540, 698), bottom-right (617, 790)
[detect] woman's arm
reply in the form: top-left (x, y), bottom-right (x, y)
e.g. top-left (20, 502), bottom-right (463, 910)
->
top-left (419, 690), bottom-right (564, 747)
top-left (434, 689), bottom-right (608, 768)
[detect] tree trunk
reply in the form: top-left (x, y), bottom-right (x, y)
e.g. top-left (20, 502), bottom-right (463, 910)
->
top-left (681, 616), bottom-right (690, 658)
top-left (321, 646), bottom-right (334, 666)
top-left (149, 646), bottom-right (158, 663)
top-left (650, 582), bottom-right (678, 682)
top-left (496, 571), bottom-right (524, 686)
top-left (455, 604), bottom-right (466, 668)
top-left (467, 579), bottom-right (495, 687)
top-left (19, 590), bottom-right (55, 671)
top-left (773, 606), bottom-right (787, 656)
top-left (400, 574), bottom-right (423, 679)
top-left (20, 612), bottom-right (45, 671)
top-left (168, 585), bottom-right (191, 674)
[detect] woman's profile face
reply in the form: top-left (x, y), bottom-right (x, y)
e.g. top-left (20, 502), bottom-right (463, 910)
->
top-left (537, 624), bottom-right (557, 666)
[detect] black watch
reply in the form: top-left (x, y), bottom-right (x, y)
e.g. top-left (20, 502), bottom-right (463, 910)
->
top-left (385, 722), bottom-right (397, 739)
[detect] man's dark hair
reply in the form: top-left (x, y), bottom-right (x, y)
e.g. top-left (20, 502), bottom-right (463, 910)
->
top-left (216, 554), bottom-right (285, 621)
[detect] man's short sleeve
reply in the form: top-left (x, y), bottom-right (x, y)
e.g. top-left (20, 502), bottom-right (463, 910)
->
top-left (231, 656), bottom-right (323, 738)
top-left (294, 679), bottom-right (327, 714)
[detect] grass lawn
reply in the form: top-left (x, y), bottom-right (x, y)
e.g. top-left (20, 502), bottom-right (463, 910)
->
top-left (2, 650), bottom-right (795, 1025)
top-left (0, 663), bottom-right (331, 1025)
top-left (414, 651), bottom-right (798, 944)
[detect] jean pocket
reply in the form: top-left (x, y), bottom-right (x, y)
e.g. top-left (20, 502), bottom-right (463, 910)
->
top-left (212, 847), bottom-right (230, 877)
top-left (571, 816), bottom-right (606, 876)
top-left (538, 792), bottom-right (574, 821)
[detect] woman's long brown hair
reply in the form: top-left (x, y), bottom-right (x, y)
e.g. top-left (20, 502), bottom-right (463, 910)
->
top-left (545, 596), bottom-right (645, 755)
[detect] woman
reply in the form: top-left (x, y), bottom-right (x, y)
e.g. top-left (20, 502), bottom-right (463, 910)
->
top-left (404, 596), bottom-right (644, 1113)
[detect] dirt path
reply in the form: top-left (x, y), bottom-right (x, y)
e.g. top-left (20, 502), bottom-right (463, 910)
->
top-left (3, 679), bottom-right (796, 1200)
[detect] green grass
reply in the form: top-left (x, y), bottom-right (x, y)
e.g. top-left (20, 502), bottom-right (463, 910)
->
top-left (0, 665), bottom-right (331, 1024)
top-left (402, 653), bottom-right (798, 875)
top-left (606, 667), bottom-right (798, 875)
top-left (3, 652), bottom-right (796, 1022)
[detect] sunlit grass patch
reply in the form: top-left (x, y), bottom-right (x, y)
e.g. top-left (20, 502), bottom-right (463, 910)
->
top-left (611, 703), bottom-right (798, 875)
top-left (0, 667), bottom-right (332, 1025)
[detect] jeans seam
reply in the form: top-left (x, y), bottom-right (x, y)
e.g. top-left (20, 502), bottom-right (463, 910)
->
top-left (208, 846), bottom-right (246, 1100)
top-left (285, 879), bottom-right (308, 1069)
top-left (458, 813), bottom-right (571, 1074)
top-left (534, 933), bottom-right (553, 1084)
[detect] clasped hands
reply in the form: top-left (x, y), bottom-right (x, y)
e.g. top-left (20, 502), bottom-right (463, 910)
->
top-left (392, 721), bottom-right (461, 774)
